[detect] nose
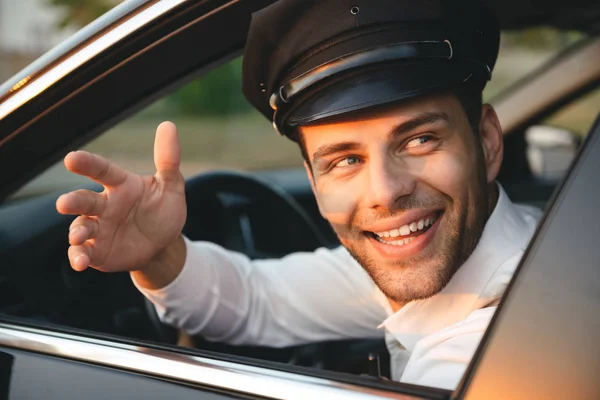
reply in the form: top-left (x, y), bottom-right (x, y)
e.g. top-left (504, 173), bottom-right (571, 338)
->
top-left (363, 152), bottom-right (416, 210)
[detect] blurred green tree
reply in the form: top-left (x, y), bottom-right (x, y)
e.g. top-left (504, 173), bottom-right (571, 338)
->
top-left (48, 0), bottom-right (115, 28)
top-left (502, 28), bottom-right (585, 50)
top-left (168, 57), bottom-right (251, 117)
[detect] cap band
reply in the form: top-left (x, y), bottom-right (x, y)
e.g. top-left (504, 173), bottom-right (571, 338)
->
top-left (269, 40), bottom-right (453, 113)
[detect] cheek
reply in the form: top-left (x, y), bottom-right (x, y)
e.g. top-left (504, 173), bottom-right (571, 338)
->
top-left (411, 149), bottom-right (474, 199)
top-left (315, 178), bottom-right (361, 227)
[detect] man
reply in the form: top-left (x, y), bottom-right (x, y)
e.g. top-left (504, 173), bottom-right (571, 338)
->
top-left (55, 0), bottom-right (542, 390)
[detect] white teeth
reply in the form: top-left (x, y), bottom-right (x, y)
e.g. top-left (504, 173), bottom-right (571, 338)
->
top-left (374, 214), bottom-right (439, 239)
top-left (379, 237), bottom-right (415, 246)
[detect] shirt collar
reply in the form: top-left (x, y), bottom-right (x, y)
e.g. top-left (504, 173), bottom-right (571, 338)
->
top-left (379, 184), bottom-right (537, 351)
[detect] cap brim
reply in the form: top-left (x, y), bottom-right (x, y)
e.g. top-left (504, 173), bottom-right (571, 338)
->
top-left (283, 60), bottom-right (473, 129)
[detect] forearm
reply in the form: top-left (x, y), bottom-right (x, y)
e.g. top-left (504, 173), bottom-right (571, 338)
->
top-left (133, 240), bottom-right (386, 346)
top-left (130, 234), bottom-right (186, 290)
top-left (132, 238), bottom-right (245, 338)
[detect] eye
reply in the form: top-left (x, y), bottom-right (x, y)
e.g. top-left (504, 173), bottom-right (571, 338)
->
top-left (334, 156), bottom-right (361, 168)
top-left (405, 135), bottom-right (434, 149)
top-left (404, 135), bottom-right (436, 152)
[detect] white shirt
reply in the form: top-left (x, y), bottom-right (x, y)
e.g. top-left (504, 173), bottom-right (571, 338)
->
top-left (134, 185), bottom-right (542, 390)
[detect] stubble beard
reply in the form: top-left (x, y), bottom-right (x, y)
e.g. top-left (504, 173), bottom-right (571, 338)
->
top-left (340, 179), bottom-right (489, 305)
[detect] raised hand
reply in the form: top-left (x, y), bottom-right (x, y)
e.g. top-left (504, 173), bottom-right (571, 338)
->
top-left (56, 121), bottom-right (187, 273)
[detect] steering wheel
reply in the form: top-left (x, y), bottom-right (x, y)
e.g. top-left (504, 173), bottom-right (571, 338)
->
top-left (146, 170), bottom-right (329, 343)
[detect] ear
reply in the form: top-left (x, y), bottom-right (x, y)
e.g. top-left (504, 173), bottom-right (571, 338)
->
top-left (304, 161), bottom-right (326, 218)
top-left (478, 104), bottom-right (504, 183)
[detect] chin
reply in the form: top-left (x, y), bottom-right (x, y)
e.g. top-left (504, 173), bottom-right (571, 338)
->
top-left (344, 238), bottom-right (460, 304)
top-left (371, 259), bottom-right (457, 303)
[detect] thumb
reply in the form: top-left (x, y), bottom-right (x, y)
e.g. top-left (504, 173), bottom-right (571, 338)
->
top-left (154, 121), bottom-right (183, 187)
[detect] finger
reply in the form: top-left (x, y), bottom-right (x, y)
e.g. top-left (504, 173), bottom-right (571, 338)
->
top-left (64, 151), bottom-right (128, 187)
top-left (154, 121), bottom-right (182, 186)
top-left (69, 216), bottom-right (100, 246)
top-left (68, 244), bottom-right (91, 272)
top-left (56, 189), bottom-right (106, 216)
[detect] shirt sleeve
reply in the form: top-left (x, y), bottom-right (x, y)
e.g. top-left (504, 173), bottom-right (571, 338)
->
top-left (400, 307), bottom-right (496, 390)
top-left (132, 236), bottom-right (386, 347)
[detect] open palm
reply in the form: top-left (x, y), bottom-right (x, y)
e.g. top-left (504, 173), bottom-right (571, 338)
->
top-left (56, 122), bottom-right (187, 272)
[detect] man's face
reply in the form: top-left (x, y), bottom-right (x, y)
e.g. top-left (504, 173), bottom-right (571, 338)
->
top-left (302, 92), bottom-right (503, 305)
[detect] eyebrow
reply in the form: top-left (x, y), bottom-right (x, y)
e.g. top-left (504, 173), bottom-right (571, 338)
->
top-left (388, 111), bottom-right (450, 139)
top-left (312, 142), bottom-right (361, 163)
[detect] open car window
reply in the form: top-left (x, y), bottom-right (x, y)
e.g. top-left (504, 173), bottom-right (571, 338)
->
top-left (484, 28), bottom-right (586, 100)
top-left (8, 27), bottom-right (588, 200)
top-left (543, 85), bottom-right (600, 136)
top-left (83, 56), bottom-right (302, 177)
top-left (525, 85), bottom-right (600, 181)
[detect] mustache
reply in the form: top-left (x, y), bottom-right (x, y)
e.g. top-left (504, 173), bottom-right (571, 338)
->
top-left (350, 193), bottom-right (448, 230)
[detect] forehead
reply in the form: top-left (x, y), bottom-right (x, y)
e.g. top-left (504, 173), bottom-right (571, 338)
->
top-left (300, 92), bottom-right (463, 146)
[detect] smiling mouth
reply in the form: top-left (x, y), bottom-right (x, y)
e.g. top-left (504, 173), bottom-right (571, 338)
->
top-left (365, 211), bottom-right (442, 247)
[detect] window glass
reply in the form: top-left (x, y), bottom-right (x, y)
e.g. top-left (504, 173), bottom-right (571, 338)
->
top-left (82, 57), bottom-right (302, 177)
top-left (10, 28), bottom-right (588, 200)
top-left (84, 29), bottom-right (585, 177)
top-left (525, 86), bottom-right (600, 180)
top-left (484, 28), bottom-right (585, 100)
top-left (543, 86), bottom-right (600, 136)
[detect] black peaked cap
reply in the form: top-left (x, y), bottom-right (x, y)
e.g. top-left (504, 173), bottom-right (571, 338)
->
top-left (242, 0), bottom-right (500, 139)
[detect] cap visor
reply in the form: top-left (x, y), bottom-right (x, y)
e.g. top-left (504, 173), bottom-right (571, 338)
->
top-left (285, 60), bottom-right (472, 127)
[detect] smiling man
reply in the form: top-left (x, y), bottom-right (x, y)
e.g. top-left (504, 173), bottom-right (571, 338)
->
top-left (56, 0), bottom-right (542, 390)
top-left (300, 94), bottom-right (498, 313)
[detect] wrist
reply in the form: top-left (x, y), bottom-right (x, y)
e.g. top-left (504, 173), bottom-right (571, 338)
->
top-left (131, 234), bottom-right (186, 290)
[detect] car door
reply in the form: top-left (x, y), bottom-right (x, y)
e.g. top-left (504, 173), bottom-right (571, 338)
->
top-left (456, 114), bottom-right (600, 399)
top-left (0, 320), bottom-right (442, 399)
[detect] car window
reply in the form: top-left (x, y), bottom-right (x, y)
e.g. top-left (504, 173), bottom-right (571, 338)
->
top-left (543, 86), bottom-right (600, 136)
top-left (525, 86), bottom-right (600, 180)
top-left (85, 29), bottom-right (586, 175)
top-left (8, 28), bottom-right (586, 200)
top-left (82, 57), bottom-right (302, 177)
top-left (484, 28), bottom-right (585, 100)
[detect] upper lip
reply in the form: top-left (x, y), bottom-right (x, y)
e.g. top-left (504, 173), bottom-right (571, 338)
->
top-left (362, 208), bottom-right (442, 233)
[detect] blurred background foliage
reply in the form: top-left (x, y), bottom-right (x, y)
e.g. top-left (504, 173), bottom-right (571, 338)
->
top-left (167, 57), bottom-right (252, 116)
top-left (48, 0), bottom-right (114, 29)
top-left (502, 28), bottom-right (584, 49)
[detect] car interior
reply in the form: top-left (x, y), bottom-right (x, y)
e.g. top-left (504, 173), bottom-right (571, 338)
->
top-left (0, 0), bottom-right (599, 383)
